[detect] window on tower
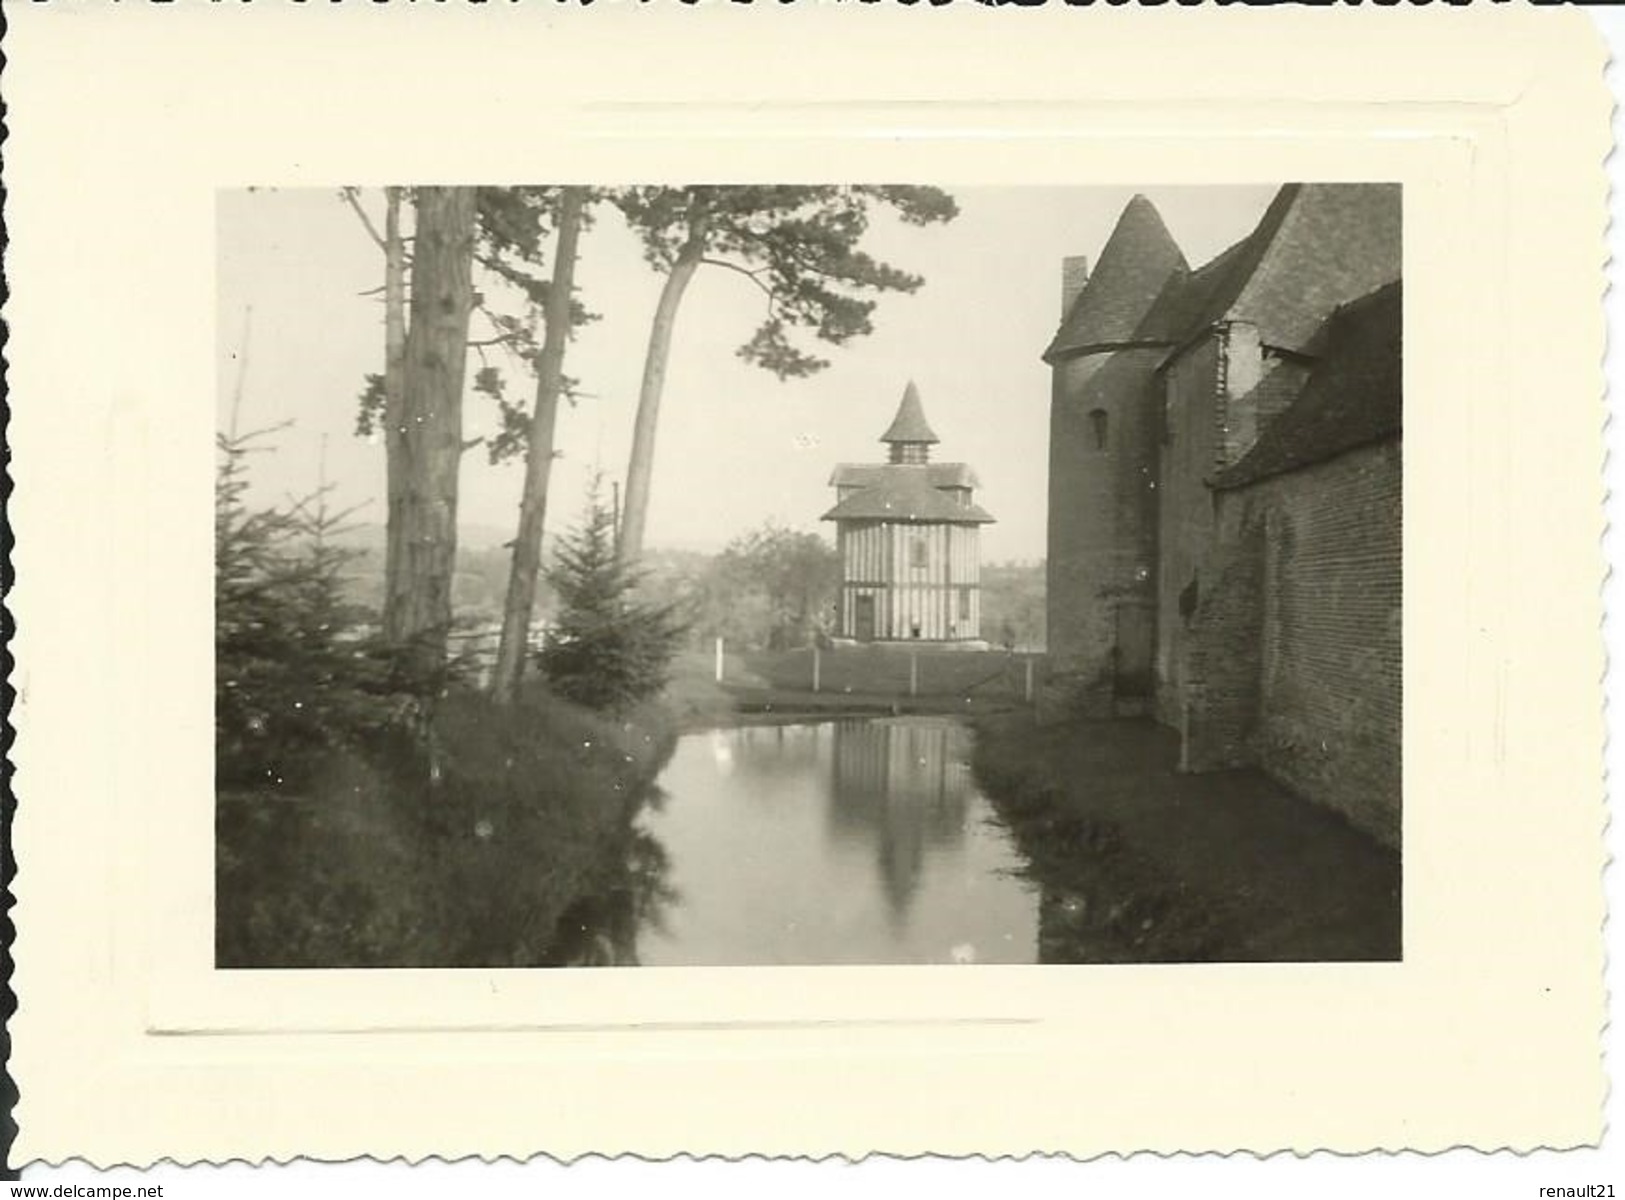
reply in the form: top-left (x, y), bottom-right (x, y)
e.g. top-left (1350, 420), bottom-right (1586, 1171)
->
top-left (910, 535), bottom-right (929, 569)
top-left (895, 442), bottom-right (928, 465)
top-left (1089, 408), bottom-right (1109, 450)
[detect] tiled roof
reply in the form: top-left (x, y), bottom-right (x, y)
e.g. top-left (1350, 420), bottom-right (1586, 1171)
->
top-left (1213, 281), bottom-right (1401, 490)
top-left (822, 467), bottom-right (995, 524)
top-left (1136, 186), bottom-right (1300, 346)
top-left (880, 381), bottom-right (939, 444)
top-left (1045, 183), bottom-right (1403, 362)
top-left (1221, 183), bottom-right (1402, 353)
top-left (1043, 194), bottom-right (1188, 363)
top-left (830, 462), bottom-right (980, 490)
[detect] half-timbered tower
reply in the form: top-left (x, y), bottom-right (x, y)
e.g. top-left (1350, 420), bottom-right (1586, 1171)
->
top-left (823, 383), bottom-right (994, 646)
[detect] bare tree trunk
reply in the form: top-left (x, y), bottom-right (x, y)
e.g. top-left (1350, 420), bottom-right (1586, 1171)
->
top-left (380, 187), bottom-right (410, 628)
top-left (384, 186), bottom-right (477, 672)
top-left (492, 187), bottom-right (587, 705)
top-left (618, 218), bottom-right (707, 563)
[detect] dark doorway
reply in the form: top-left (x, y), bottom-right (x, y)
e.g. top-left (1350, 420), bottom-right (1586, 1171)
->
top-left (1114, 601), bottom-right (1154, 699)
top-left (854, 594), bottom-right (877, 642)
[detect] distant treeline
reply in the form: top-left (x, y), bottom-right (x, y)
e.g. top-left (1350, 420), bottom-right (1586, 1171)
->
top-left (325, 523), bottom-right (553, 627)
top-left (329, 520), bottom-right (1045, 652)
top-left (638, 534), bottom-right (1046, 653)
top-left (980, 561), bottom-right (1047, 652)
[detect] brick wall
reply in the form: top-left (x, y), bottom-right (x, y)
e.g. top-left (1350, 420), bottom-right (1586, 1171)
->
top-left (1216, 326), bottom-right (1314, 470)
top-left (1155, 329), bottom-right (1317, 728)
top-left (1154, 336), bottom-right (1220, 724)
top-left (1250, 352), bottom-right (1312, 439)
top-left (1179, 510), bottom-right (1267, 772)
top-left (1213, 440), bottom-right (1402, 846)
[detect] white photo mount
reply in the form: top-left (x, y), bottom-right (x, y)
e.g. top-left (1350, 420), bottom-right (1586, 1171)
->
top-left (7, 4), bottom-right (1609, 1164)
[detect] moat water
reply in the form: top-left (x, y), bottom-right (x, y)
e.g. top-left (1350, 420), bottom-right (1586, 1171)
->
top-left (550, 717), bottom-right (1040, 966)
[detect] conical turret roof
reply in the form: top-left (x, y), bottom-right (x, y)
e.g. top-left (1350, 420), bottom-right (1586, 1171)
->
top-left (1043, 194), bottom-right (1188, 363)
top-left (879, 381), bottom-right (939, 444)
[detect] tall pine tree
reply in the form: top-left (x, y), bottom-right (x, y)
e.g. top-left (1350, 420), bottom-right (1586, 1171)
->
top-left (384, 186), bottom-right (478, 668)
top-left (611, 185), bottom-right (959, 561)
top-left (491, 186), bottom-right (590, 704)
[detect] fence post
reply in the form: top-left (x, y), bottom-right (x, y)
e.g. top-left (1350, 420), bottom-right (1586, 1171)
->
top-left (714, 636), bottom-right (724, 684)
top-left (1024, 657), bottom-right (1035, 704)
top-left (909, 651), bottom-right (918, 698)
top-left (812, 646), bottom-right (822, 693)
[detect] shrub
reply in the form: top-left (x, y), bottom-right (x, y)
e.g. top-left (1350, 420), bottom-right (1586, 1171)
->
top-left (537, 479), bottom-right (687, 712)
top-left (214, 437), bottom-right (683, 967)
top-left (215, 427), bottom-right (439, 788)
top-left (216, 687), bottom-right (678, 967)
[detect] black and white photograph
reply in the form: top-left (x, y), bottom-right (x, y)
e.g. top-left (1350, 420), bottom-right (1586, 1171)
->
top-left (215, 182), bottom-right (1402, 969)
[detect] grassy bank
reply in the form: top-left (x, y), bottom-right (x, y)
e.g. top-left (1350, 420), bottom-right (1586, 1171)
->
top-left (216, 685), bottom-right (677, 968)
top-left (970, 712), bottom-right (1402, 963)
top-left (661, 646), bottom-right (1037, 731)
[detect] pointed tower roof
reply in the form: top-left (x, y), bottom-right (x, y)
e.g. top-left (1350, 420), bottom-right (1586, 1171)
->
top-left (879, 381), bottom-right (939, 444)
top-left (1043, 193), bottom-right (1189, 363)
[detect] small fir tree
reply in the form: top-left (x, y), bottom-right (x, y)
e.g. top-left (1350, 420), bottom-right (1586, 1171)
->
top-left (537, 480), bottom-right (686, 712)
top-left (215, 427), bottom-right (440, 789)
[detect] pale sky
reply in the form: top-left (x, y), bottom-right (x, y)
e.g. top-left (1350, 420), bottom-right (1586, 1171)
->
top-left (216, 184), bottom-right (1277, 562)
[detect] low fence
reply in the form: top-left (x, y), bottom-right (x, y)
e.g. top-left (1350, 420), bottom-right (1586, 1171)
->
top-left (447, 624), bottom-right (550, 688)
top-left (720, 640), bottom-right (1048, 706)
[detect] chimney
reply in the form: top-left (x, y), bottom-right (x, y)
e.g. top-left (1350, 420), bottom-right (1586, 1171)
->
top-left (1061, 255), bottom-right (1090, 316)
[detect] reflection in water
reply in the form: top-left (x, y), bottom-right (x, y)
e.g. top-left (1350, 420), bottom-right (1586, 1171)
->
top-left (726, 723), bottom-right (825, 781)
top-left (554, 717), bottom-right (1039, 966)
top-left (544, 818), bottom-right (679, 967)
top-left (829, 721), bottom-right (973, 919)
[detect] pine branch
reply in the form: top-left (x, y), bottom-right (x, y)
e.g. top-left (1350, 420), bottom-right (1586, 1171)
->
top-left (340, 188), bottom-right (388, 253)
top-left (700, 257), bottom-right (773, 299)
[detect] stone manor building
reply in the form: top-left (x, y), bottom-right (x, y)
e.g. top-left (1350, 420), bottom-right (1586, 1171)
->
top-left (1043, 183), bottom-right (1402, 846)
